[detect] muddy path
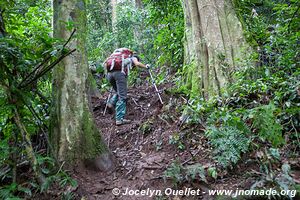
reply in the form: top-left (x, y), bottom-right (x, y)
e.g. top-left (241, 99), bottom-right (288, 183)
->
top-left (71, 74), bottom-right (256, 200)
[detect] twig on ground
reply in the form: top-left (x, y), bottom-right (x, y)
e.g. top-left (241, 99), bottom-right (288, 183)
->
top-left (134, 131), bottom-right (140, 147)
top-left (250, 169), bottom-right (265, 176)
top-left (131, 98), bottom-right (145, 112)
top-left (125, 166), bottom-right (136, 176)
top-left (143, 165), bottom-right (162, 170)
top-left (182, 148), bottom-right (204, 165)
top-left (158, 115), bottom-right (172, 127)
top-left (56, 161), bottom-right (65, 175)
top-left (106, 131), bottom-right (113, 148)
top-left (149, 175), bottom-right (163, 180)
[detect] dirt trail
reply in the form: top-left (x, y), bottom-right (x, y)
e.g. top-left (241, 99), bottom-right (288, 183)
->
top-left (72, 74), bottom-right (248, 200)
top-left (73, 80), bottom-right (182, 199)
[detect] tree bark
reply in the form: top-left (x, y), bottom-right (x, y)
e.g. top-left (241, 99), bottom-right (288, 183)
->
top-left (0, 9), bottom-right (6, 37)
top-left (111, 0), bottom-right (117, 33)
top-left (52, 0), bottom-right (114, 171)
top-left (182, 0), bottom-right (193, 65)
top-left (188, 0), bottom-right (203, 97)
top-left (133, 0), bottom-right (144, 52)
top-left (182, 0), bottom-right (249, 98)
top-left (134, 0), bottom-right (142, 8)
top-left (111, 0), bottom-right (119, 48)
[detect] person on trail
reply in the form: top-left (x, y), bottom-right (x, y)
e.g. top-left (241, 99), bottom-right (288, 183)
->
top-left (104, 48), bottom-right (149, 126)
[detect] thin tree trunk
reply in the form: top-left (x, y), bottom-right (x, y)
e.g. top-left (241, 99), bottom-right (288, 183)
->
top-left (52, 0), bottom-right (114, 171)
top-left (12, 131), bottom-right (17, 184)
top-left (134, 0), bottom-right (142, 8)
top-left (133, 0), bottom-right (144, 52)
top-left (14, 109), bottom-right (46, 184)
top-left (111, 0), bottom-right (118, 48)
top-left (0, 9), bottom-right (6, 37)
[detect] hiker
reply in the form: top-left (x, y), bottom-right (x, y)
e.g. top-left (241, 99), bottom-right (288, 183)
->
top-left (104, 48), bottom-right (149, 126)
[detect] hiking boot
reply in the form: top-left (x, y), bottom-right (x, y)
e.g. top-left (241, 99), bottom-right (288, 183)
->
top-left (116, 119), bottom-right (131, 126)
top-left (107, 103), bottom-right (114, 114)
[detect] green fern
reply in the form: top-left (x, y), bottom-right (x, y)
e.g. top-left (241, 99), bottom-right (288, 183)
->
top-left (185, 163), bottom-right (207, 183)
top-left (164, 162), bottom-right (208, 186)
top-left (206, 124), bottom-right (251, 168)
top-left (252, 103), bottom-right (284, 147)
top-left (163, 161), bottom-right (183, 186)
top-left (0, 183), bottom-right (23, 200)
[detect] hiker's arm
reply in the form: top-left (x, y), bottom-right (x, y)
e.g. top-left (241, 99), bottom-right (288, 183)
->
top-left (132, 57), bottom-right (147, 69)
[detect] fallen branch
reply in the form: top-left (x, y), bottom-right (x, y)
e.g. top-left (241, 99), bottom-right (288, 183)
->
top-left (143, 165), bottom-right (162, 170)
top-left (149, 175), bottom-right (163, 180)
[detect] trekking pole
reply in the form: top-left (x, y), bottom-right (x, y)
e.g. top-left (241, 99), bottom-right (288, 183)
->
top-left (148, 68), bottom-right (163, 105)
top-left (103, 87), bottom-right (113, 116)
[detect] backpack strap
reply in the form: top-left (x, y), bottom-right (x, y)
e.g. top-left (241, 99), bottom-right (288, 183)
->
top-left (125, 57), bottom-right (133, 76)
top-left (127, 58), bottom-right (133, 76)
top-left (121, 54), bottom-right (125, 75)
top-left (110, 59), bottom-right (115, 71)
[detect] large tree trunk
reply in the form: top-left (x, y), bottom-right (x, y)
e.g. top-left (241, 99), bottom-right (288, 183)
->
top-left (182, 0), bottom-right (249, 98)
top-left (51, 0), bottom-right (114, 171)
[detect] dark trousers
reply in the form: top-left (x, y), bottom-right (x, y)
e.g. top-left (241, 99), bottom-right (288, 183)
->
top-left (106, 71), bottom-right (127, 121)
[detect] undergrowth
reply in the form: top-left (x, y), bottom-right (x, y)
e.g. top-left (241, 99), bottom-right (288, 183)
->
top-left (164, 0), bottom-right (300, 194)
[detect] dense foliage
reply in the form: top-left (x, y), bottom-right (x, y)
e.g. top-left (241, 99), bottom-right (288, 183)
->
top-left (174, 0), bottom-right (299, 192)
top-left (0, 0), bottom-right (299, 198)
top-left (0, 0), bottom-right (76, 198)
top-left (142, 0), bottom-right (184, 69)
top-left (87, 0), bottom-right (184, 70)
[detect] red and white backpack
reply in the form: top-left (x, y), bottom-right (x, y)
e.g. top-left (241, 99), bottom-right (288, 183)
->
top-left (104, 48), bottom-right (133, 74)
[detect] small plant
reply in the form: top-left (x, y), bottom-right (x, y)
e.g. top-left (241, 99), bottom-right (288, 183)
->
top-left (39, 170), bottom-right (77, 196)
top-left (62, 191), bottom-right (76, 200)
top-left (163, 161), bottom-right (183, 186)
top-left (169, 133), bottom-right (185, 150)
top-left (207, 167), bottom-right (218, 179)
top-left (58, 171), bottom-right (78, 189)
top-left (252, 103), bottom-right (284, 147)
top-left (179, 105), bottom-right (202, 125)
top-left (251, 163), bottom-right (296, 199)
top-left (0, 183), bottom-right (31, 200)
top-left (164, 162), bottom-right (208, 186)
top-left (206, 123), bottom-right (251, 168)
top-left (185, 163), bottom-right (207, 183)
top-left (250, 147), bottom-right (297, 199)
top-left (139, 120), bottom-right (153, 135)
top-left (155, 139), bottom-right (163, 151)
